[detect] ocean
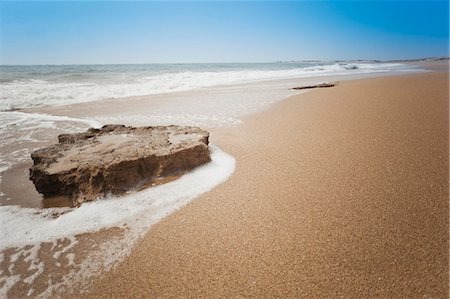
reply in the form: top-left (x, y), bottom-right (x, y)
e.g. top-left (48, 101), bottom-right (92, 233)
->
top-left (0, 61), bottom-right (414, 111)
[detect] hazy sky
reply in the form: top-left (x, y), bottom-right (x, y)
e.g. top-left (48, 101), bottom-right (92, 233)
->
top-left (1, 1), bottom-right (448, 64)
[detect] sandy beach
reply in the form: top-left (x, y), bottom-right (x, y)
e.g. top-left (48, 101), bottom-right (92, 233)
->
top-left (1, 1), bottom-right (448, 297)
top-left (74, 70), bottom-right (449, 297)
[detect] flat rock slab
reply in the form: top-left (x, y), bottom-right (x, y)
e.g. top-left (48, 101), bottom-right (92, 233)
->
top-left (30, 124), bottom-right (210, 206)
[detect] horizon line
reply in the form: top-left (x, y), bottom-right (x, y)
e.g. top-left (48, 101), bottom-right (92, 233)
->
top-left (1, 56), bottom-right (449, 67)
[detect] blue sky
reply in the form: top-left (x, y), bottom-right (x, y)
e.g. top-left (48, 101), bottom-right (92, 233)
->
top-left (1, 1), bottom-right (448, 64)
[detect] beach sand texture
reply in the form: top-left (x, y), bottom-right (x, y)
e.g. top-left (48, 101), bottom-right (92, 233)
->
top-left (83, 72), bottom-right (448, 298)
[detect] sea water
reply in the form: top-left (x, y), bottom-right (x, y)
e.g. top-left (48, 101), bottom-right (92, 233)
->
top-left (0, 61), bottom-right (423, 296)
top-left (0, 62), bottom-right (415, 111)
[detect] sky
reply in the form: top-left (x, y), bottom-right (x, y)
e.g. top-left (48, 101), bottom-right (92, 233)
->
top-left (0, 1), bottom-right (448, 64)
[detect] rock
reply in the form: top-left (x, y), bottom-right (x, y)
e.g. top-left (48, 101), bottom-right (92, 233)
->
top-left (29, 124), bottom-right (211, 206)
top-left (290, 83), bottom-right (335, 90)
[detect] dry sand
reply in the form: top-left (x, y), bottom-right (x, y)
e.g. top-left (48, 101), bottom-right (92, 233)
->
top-left (81, 71), bottom-right (448, 297)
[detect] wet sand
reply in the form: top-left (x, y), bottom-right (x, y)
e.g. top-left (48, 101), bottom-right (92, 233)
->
top-left (82, 71), bottom-right (449, 297)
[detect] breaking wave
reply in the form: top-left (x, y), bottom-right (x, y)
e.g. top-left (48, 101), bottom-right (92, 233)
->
top-left (0, 62), bottom-right (412, 111)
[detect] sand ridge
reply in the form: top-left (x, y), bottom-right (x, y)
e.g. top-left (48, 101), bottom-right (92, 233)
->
top-left (82, 72), bottom-right (448, 298)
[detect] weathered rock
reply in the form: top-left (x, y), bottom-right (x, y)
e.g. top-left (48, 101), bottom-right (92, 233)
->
top-left (30, 124), bottom-right (211, 206)
top-left (291, 83), bottom-right (335, 90)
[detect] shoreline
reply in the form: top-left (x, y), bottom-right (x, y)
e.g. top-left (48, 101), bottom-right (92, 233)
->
top-left (30, 67), bottom-right (424, 119)
top-left (84, 70), bottom-right (448, 297)
top-left (0, 65), bottom-right (424, 210)
top-left (1, 62), bottom-right (448, 297)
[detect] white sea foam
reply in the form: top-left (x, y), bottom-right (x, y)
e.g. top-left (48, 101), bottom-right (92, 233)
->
top-left (0, 63), bottom-right (416, 111)
top-left (0, 145), bottom-right (235, 250)
top-left (0, 111), bottom-right (102, 129)
top-left (0, 145), bottom-right (234, 297)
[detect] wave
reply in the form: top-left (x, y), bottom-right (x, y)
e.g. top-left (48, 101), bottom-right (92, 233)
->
top-left (0, 63), bottom-right (410, 111)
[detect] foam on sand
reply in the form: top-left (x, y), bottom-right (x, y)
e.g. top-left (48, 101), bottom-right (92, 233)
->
top-left (0, 145), bottom-right (235, 296)
top-left (0, 145), bottom-right (235, 250)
